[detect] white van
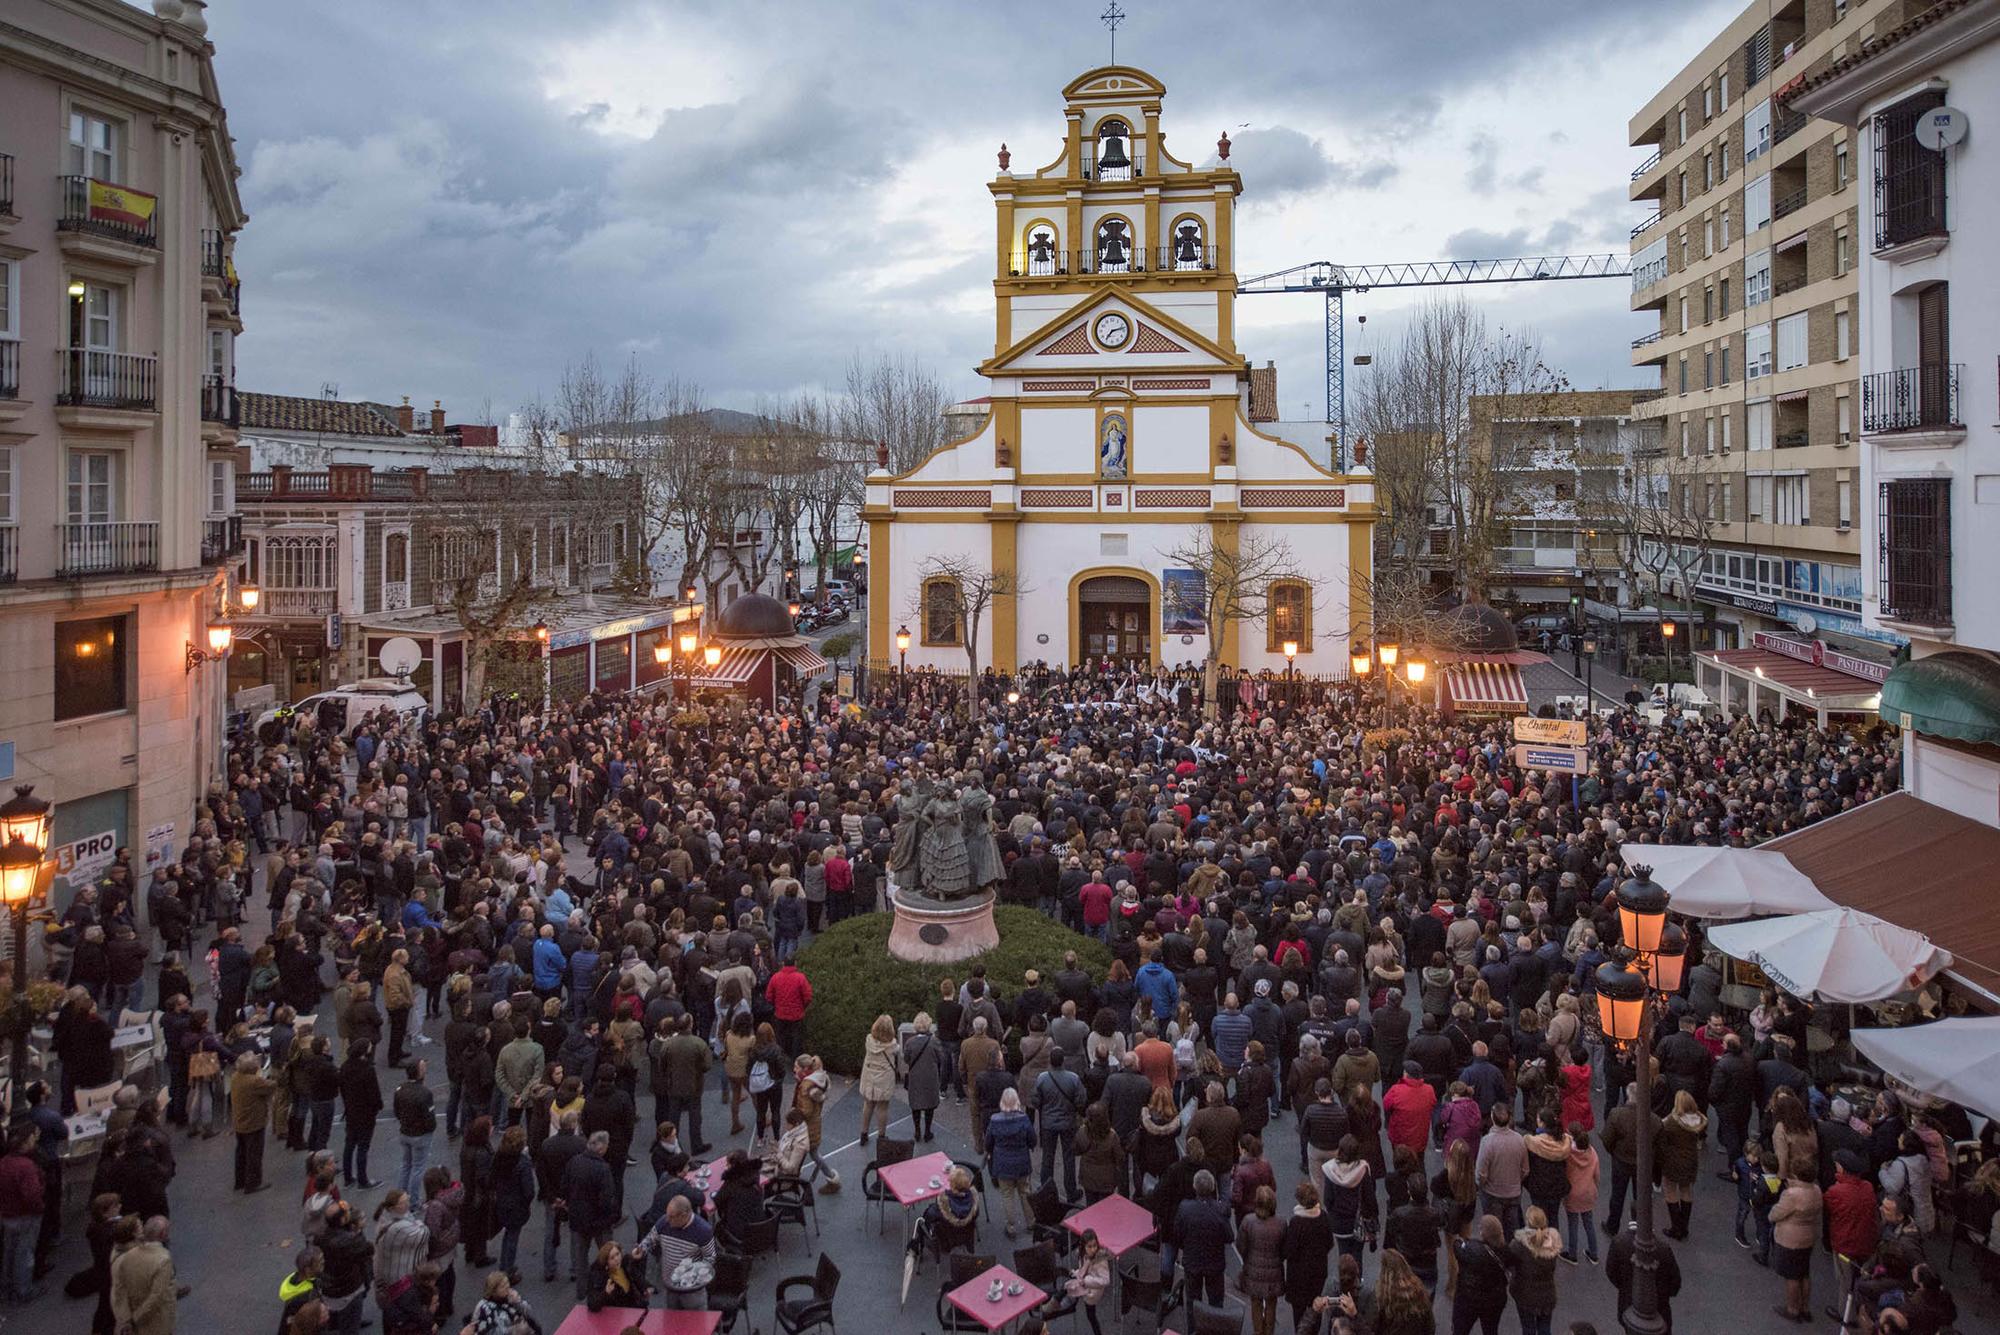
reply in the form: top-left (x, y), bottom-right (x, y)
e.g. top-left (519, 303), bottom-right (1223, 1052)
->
top-left (255, 678), bottom-right (428, 742)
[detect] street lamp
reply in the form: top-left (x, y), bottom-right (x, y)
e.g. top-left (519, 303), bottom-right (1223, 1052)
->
top-left (0, 783), bottom-right (52, 1111)
top-left (184, 621), bottom-right (234, 671)
top-left (652, 638), bottom-right (671, 668)
top-left (676, 625), bottom-right (698, 705)
top-left (896, 624), bottom-right (911, 695)
top-left (531, 621), bottom-right (551, 713)
top-left (1594, 863), bottom-right (1676, 1335)
top-left (237, 582), bottom-right (261, 612)
top-left (1006, 690), bottom-right (1020, 705)
top-left (1660, 619), bottom-right (1677, 696)
top-left (1582, 634), bottom-right (1599, 714)
top-left (703, 643), bottom-right (722, 670)
top-left (1377, 641), bottom-right (1399, 668)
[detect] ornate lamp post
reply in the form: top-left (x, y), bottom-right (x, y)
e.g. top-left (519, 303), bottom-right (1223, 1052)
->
top-left (677, 626), bottom-right (698, 706)
top-left (0, 784), bottom-right (53, 1109)
top-left (531, 620), bottom-right (551, 713)
top-left (1281, 639), bottom-right (1298, 706)
top-left (895, 625), bottom-right (911, 696)
top-left (1595, 864), bottom-right (1676, 1335)
top-left (1582, 634), bottom-right (1599, 713)
top-left (1660, 619), bottom-right (1677, 694)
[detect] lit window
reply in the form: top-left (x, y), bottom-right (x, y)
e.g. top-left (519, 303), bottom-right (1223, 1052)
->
top-left (1266, 580), bottom-right (1311, 653)
top-left (923, 577), bottom-right (962, 646)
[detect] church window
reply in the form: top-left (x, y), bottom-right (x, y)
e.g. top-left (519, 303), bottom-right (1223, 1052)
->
top-left (1170, 216), bottom-right (1209, 270)
top-left (1094, 118), bottom-right (1134, 181)
top-left (1019, 221), bottom-right (1062, 276)
top-left (1267, 579), bottom-right (1311, 653)
top-left (1094, 217), bottom-right (1134, 274)
top-left (922, 576), bottom-right (963, 646)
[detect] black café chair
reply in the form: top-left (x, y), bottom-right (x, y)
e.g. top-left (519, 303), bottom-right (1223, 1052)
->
top-left (1116, 1248), bottom-right (1171, 1326)
top-left (862, 1136), bottom-right (916, 1233)
top-left (710, 1250), bottom-right (754, 1335)
top-left (774, 1253), bottom-right (841, 1335)
top-left (1028, 1179), bottom-right (1074, 1256)
top-left (734, 1212), bottom-right (781, 1267)
top-left (1013, 1242), bottom-right (1079, 1331)
top-left (1190, 1299), bottom-right (1248, 1335)
top-left (766, 1173), bottom-right (821, 1251)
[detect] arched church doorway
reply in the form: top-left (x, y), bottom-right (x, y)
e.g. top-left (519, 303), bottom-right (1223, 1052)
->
top-left (1076, 573), bottom-right (1153, 666)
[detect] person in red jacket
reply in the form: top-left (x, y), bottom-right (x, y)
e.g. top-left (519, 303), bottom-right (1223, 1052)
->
top-left (765, 962), bottom-right (813, 1059)
top-left (1824, 1149), bottom-right (1880, 1312)
top-left (1079, 878), bottom-right (1113, 942)
top-left (1382, 1063), bottom-right (1438, 1161)
top-left (822, 850), bottom-right (854, 924)
top-left (0, 1123), bottom-right (46, 1302)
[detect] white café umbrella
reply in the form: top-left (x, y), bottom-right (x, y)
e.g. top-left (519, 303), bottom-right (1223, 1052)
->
top-left (1618, 844), bottom-right (1836, 921)
top-left (1707, 907), bottom-right (1952, 1004)
top-left (1852, 1018), bottom-right (2000, 1120)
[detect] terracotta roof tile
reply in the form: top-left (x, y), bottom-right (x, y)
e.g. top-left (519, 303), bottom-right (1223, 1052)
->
top-left (239, 392), bottom-right (406, 437)
top-left (1247, 364), bottom-right (1278, 423)
top-left (1785, 0), bottom-right (1970, 101)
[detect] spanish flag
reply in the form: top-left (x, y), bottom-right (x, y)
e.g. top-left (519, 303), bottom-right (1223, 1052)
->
top-left (88, 180), bottom-right (156, 230)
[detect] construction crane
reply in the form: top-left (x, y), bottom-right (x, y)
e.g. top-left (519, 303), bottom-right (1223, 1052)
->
top-left (1236, 254), bottom-right (1633, 467)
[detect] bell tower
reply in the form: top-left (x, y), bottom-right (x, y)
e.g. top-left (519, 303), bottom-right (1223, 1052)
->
top-left (988, 66), bottom-right (1242, 357)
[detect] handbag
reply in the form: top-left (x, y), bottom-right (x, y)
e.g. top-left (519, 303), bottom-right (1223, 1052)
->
top-left (189, 1050), bottom-right (221, 1081)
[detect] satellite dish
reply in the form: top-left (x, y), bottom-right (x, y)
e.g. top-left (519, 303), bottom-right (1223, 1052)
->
top-left (378, 636), bottom-right (422, 678)
top-left (1915, 107), bottom-right (1968, 150)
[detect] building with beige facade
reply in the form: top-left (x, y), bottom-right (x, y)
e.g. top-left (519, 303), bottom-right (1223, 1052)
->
top-left (0, 0), bottom-right (245, 905)
top-left (1627, 0), bottom-right (1930, 660)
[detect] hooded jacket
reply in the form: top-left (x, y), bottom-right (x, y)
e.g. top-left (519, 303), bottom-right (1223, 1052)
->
top-left (1563, 1141), bottom-right (1600, 1215)
top-left (1523, 1132), bottom-right (1572, 1206)
top-left (1506, 1225), bottom-right (1562, 1314)
top-left (1320, 1157), bottom-right (1372, 1237)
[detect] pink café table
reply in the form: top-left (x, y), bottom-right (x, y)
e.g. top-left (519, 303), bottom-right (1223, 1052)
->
top-left (682, 1157), bottom-right (770, 1210)
top-left (1064, 1192), bottom-right (1157, 1255)
top-left (946, 1263), bottom-right (1047, 1333)
top-left (876, 1149), bottom-right (956, 1232)
top-left (554, 1307), bottom-right (722, 1335)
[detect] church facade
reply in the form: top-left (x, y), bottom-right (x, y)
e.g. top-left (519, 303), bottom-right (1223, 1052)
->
top-left (866, 66), bottom-right (1376, 676)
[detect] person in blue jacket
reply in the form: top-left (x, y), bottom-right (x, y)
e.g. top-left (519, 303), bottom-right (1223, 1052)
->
top-left (984, 1087), bottom-right (1039, 1238)
top-left (531, 925), bottom-right (566, 998)
top-left (1135, 958), bottom-right (1179, 1024)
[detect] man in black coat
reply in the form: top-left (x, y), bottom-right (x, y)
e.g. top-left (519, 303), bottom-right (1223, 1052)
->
top-left (559, 1130), bottom-right (618, 1300)
top-left (1654, 1015), bottom-right (1715, 1113)
top-left (534, 1111), bottom-right (586, 1284)
top-left (1606, 1219), bottom-right (1681, 1333)
top-left (1707, 1033), bottom-right (1756, 1169)
top-left (1370, 989), bottom-right (1412, 1089)
top-left (1754, 1034), bottom-right (1809, 1140)
top-left (1406, 1013), bottom-right (1458, 1099)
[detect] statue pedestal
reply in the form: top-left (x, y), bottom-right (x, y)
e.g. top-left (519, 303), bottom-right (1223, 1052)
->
top-left (887, 885), bottom-right (1000, 964)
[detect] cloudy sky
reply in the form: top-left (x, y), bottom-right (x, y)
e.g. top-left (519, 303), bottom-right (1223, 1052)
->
top-left (208, 0), bottom-right (1737, 422)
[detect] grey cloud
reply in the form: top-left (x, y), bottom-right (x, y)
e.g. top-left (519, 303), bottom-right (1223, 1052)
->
top-left (1226, 127), bottom-right (1397, 203)
top-left (1465, 133), bottom-right (1499, 194)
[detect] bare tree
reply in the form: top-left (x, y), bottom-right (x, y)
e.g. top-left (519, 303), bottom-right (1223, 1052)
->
top-left (1156, 528), bottom-right (1316, 720)
top-left (842, 351), bottom-right (951, 473)
top-left (906, 553), bottom-right (1022, 719)
top-left (1583, 438), bottom-right (1717, 683)
top-left (422, 474), bottom-right (553, 704)
top-left (1354, 297), bottom-right (1570, 604)
top-left (785, 394), bottom-right (870, 601)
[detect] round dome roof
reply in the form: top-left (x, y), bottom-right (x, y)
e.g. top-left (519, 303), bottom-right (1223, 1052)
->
top-left (1431, 603), bottom-right (1519, 654)
top-left (714, 593), bottom-right (797, 640)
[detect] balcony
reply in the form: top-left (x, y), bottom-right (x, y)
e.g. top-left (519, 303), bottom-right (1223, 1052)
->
top-left (1878, 477), bottom-right (1952, 628)
top-left (1005, 245), bottom-right (1218, 277)
top-left (55, 521), bottom-right (159, 577)
top-left (0, 339), bottom-right (16, 399)
top-left (0, 526), bottom-right (14, 584)
top-left (201, 514), bottom-right (243, 564)
top-left (1772, 105), bottom-right (1809, 147)
top-left (1775, 430), bottom-right (1810, 449)
top-left (1875, 94), bottom-right (1949, 257)
top-left (1630, 147), bottom-right (1661, 181)
top-left (55, 176), bottom-right (158, 259)
top-left (0, 154), bottom-right (12, 217)
top-left (1630, 210), bottom-right (1661, 240)
top-left (200, 229), bottom-right (241, 319)
top-left (201, 228), bottom-right (224, 277)
top-left (201, 375), bottom-right (239, 428)
top-left (1773, 186), bottom-right (1807, 220)
top-left (260, 587), bottom-right (335, 617)
top-left (56, 348), bottom-right (157, 413)
top-left (1863, 364), bottom-right (1964, 445)
top-left (1774, 273), bottom-right (1809, 297)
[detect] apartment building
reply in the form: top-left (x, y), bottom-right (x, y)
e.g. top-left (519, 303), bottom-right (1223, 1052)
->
top-left (1627, 0), bottom-right (1933, 660)
top-left (1793, 0), bottom-right (2000, 825)
top-left (0, 0), bottom-right (245, 900)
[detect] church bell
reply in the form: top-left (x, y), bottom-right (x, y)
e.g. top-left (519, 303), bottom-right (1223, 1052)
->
top-left (1097, 131), bottom-right (1131, 174)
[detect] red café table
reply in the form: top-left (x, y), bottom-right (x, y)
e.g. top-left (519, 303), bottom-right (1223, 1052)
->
top-left (946, 1263), bottom-right (1048, 1334)
top-left (876, 1149), bottom-right (955, 1232)
top-left (553, 1307), bottom-right (723, 1335)
top-left (1065, 1192), bottom-right (1156, 1312)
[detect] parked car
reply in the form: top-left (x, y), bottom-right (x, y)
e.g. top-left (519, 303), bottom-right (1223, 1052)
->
top-left (1516, 613), bottom-right (1573, 637)
top-left (254, 679), bottom-right (429, 743)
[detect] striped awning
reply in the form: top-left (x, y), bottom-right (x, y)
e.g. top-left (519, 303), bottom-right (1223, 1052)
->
top-left (773, 643), bottom-right (828, 674)
top-left (687, 646), bottom-right (761, 686)
top-left (1444, 660), bottom-right (1529, 714)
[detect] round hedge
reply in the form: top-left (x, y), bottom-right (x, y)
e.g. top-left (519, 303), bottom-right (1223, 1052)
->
top-left (795, 905), bottom-right (1113, 1076)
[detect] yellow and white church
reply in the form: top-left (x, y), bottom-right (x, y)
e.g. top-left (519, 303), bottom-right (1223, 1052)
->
top-left (865, 65), bottom-right (1377, 675)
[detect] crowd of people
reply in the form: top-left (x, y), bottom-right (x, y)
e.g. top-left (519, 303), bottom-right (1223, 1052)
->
top-left (11, 653), bottom-right (1993, 1335)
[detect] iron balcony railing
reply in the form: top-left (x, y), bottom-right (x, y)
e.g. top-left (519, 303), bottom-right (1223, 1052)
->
top-left (0, 526), bottom-right (15, 585)
top-left (260, 587), bottom-right (335, 617)
top-left (201, 374), bottom-right (239, 426)
top-left (1773, 185), bottom-right (1807, 219)
top-left (1862, 364), bottom-right (1962, 434)
top-left (1773, 105), bottom-right (1809, 146)
top-left (56, 175), bottom-right (158, 248)
top-left (1006, 244), bottom-right (1219, 277)
top-left (0, 154), bottom-right (12, 215)
top-left (201, 514), bottom-right (243, 563)
top-left (1875, 93), bottom-right (1948, 250)
top-left (57, 348), bottom-right (157, 410)
top-left (1775, 429), bottom-right (1810, 449)
top-left (1630, 211), bottom-right (1662, 239)
top-left (1879, 478), bottom-right (1952, 626)
top-left (0, 340), bottom-right (16, 399)
top-left (201, 228), bottom-right (225, 277)
top-left (1630, 329), bottom-right (1665, 350)
top-left (56, 520), bottom-right (159, 576)
top-left (1774, 273), bottom-right (1809, 297)
top-left (1630, 147), bottom-right (1661, 180)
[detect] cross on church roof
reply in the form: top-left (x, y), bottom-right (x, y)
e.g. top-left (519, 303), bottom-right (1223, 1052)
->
top-left (1100, 1), bottom-right (1126, 62)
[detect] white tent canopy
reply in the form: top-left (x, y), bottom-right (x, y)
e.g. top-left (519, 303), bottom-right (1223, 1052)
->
top-left (1617, 844), bottom-right (1837, 921)
top-left (1852, 1019), bottom-right (2000, 1121)
top-left (1708, 908), bottom-right (1953, 1004)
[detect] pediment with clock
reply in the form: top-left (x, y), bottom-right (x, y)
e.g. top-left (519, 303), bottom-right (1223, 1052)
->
top-left (981, 288), bottom-right (1239, 377)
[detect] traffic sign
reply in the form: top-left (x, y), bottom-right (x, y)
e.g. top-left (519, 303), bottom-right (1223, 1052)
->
top-left (1514, 715), bottom-right (1587, 746)
top-left (1513, 743), bottom-right (1589, 776)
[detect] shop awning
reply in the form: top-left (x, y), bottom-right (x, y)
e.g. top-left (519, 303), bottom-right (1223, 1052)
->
top-left (773, 643), bottom-right (829, 674)
top-left (1764, 792), bottom-right (2000, 1000)
top-left (1880, 651), bottom-right (2000, 745)
top-left (687, 646), bottom-right (761, 686)
top-left (1443, 660), bottom-right (1528, 713)
top-left (1698, 646), bottom-right (1880, 707)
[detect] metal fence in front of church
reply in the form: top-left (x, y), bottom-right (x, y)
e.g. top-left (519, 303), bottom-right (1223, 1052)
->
top-left (849, 657), bottom-right (1353, 717)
